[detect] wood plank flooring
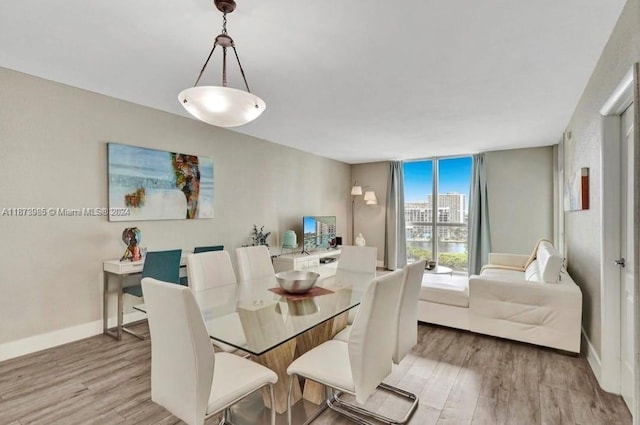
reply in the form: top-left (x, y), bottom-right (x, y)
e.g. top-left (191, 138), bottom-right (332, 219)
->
top-left (0, 322), bottom-right (631, 425)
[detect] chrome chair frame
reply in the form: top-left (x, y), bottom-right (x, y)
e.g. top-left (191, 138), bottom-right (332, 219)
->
top-left (211, 383), bottom-right (276, 425)
top-left (287, 374), bottom-right (417, 425)
top-left (330, 383), bottom-right (418, 424)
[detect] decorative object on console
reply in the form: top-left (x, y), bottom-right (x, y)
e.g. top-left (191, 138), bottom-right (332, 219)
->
top-left (108, 143), bottom-right (214, 221)
top-left (120, 227), bottom-right (142, 262)
top-left (178, 0), bottom-right (265, 127)
top-left (355, 233), bottom-right (366, 247)
top-left (425, 260), bottom-right (437, 270)
top-left (282, 230), bottom-right (297, 248)
top-left (351, 182), bottom-right (377, 244)
top-left (280, 230), bottom-right (298, 256)
top-left (251, 224), bottom-right (271, 247)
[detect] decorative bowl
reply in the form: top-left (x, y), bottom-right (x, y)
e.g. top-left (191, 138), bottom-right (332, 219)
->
top-left (425, 261), bottom-right (437, 270)
top-left (275, 270), bottom-right (320, 294)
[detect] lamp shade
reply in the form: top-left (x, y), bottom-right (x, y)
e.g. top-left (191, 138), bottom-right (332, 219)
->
top-left (351, 185), bottom-right (363, 196)
top-left (178, 86), bottom-right (266, 128)
top-left (363, 191), bottom-right (377, 204)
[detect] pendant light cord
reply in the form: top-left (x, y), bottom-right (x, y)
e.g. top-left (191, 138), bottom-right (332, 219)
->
top-left (191, 10), bottom-right (255, 99)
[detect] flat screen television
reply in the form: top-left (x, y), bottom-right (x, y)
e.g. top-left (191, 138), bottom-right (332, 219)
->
top-left (303, 216), bottom-right (337, 252)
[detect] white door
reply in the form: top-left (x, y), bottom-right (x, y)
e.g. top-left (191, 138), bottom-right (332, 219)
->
top-left (620, 102), bottom-right (635, 412)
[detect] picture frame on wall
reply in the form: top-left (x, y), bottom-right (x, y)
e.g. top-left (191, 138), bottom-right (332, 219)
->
top-left (564, 167), bottom-right (589, 211)
top-left (107, 142), bottom-right (214, 221)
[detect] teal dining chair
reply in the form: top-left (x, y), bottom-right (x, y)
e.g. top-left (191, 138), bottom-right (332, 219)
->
top-left (122, 249), bottom-right (182, 339)
top-left (123, 249), bottom-right (183, 297)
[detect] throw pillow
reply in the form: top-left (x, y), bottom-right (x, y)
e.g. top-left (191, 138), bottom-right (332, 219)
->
top-left (537, 241), bottom-right (563, 283)
top-left (524, 260), bottom-right (541, 282)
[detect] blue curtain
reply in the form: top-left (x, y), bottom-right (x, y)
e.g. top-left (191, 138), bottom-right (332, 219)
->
top-left (385, 161), bottom-right (407, 270)
top-left (468, 153), bottom-right (491, 275)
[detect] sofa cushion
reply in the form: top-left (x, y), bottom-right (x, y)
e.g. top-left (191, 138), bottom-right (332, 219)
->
top-left (479, 268), bottom-right (526, 281)
top-left (524, 260), bottom-right (541, 282)
top-left (420, 274), bottom-right (469, 307)
top-left (537, 241), bottom-right (563, 283)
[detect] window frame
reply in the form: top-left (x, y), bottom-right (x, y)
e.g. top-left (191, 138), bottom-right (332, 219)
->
top-left (404, 155), bottom-right (471, 269)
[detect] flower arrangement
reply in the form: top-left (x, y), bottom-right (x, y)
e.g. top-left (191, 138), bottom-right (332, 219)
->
top-left (251, 225), bottom-right (271, 247)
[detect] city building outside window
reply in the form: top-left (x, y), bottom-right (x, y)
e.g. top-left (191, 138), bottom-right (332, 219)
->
top-left (403, 157), bottom-right (472, 273)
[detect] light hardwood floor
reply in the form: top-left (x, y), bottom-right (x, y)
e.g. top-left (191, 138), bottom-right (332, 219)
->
top-left (0, 322), bottom-right (631, 425)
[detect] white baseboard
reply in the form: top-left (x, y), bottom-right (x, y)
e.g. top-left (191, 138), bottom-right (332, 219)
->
top-left (0, 311), bottom-right (146, 363)
top-left (583, 327), bottom-right (602, 387)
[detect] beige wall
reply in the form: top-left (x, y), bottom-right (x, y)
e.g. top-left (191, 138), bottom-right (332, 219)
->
top-left (351, 162), bottom-right (388, 264)
top-left (0, 68), bottom-right (350, 345)
top-left (562, 0), bottom-right (640, 357)
top-left (485, 146), bottom-right (555, 254)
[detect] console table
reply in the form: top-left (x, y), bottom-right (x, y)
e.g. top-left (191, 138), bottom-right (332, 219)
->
top-left (103, 255), bottom-right (188, 341)
top-left (272, 249), bottom-right (341, 273)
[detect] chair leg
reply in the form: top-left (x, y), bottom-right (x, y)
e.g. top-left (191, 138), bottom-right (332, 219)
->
top-left (287, 375), bottom-right (295, 425)
top-left (331, 382), bottom-right (419, 424)
top-left (287, 374), bottom-right (331, 425)
top-left (268, 384), bottom-right (276, 425)
top-left (122, 326), bottom-right (146, 340)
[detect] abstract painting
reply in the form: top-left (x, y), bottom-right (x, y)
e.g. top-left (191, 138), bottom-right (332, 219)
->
top-left (565, 167), bottom-right (589, 211)
top-left (108, 143), bottom-right (213, 221)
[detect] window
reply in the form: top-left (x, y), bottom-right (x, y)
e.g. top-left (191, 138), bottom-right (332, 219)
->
top-left (404, 157), bottom-right (472, 272)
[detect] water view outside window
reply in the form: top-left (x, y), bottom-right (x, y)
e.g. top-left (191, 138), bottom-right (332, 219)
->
top-left (404, 157), bottom-right (472, 272)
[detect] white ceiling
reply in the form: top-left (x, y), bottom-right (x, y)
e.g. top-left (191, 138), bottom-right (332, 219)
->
top-left (0, 0), bottom-right (628, 164)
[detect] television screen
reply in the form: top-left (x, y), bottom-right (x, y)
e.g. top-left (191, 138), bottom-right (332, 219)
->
top-left (303, 216), bottom-right (337, 252)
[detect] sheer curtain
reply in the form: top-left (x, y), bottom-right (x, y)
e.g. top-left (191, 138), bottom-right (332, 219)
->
top-left (385, 161), bottom-right (407, 270)
top-left (468, 153), bottom-right (491, 275)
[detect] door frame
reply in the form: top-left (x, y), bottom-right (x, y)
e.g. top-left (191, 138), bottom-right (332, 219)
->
top-left (599, 64), bottom-right (639, 421)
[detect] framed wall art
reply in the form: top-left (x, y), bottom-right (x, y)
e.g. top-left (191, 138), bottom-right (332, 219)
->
top-left (564, 166), bottom-right (589, 211)
top-left (108, 143), bottom-right (214, 221)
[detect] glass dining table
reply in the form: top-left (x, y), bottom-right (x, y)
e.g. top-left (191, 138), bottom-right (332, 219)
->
top-left (135, 268), bottom-right (376, 414)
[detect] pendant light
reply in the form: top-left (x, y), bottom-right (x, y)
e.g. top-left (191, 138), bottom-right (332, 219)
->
top-left (178, 0), bottom-right (265, 128)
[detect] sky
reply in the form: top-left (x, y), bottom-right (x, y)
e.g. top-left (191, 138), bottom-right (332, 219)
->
top-left (403, 157), bottom-right (472, 204)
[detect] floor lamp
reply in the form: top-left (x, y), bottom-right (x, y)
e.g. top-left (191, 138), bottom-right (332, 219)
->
top-left (351, 183), bottom-right (377, 244)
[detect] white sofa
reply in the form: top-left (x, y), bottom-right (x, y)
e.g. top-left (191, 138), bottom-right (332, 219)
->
top-left (417, 241), bottom-right (583, 353)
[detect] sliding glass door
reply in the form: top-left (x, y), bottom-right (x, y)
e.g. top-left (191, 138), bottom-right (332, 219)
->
top-left (404, 157), bottom-right (472, 272)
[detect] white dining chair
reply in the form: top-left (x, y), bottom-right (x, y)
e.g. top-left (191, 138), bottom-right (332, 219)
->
top-left (187, 251), bottom-right (247, 353)
top-left (336, 246), bottom-right (377, 273)
top-left (393, 260), bottom-right (426, 363)
top-left (286, 269), bottom-right (405, 425)
top-left (187, 251), bottom-right (237, 291)
top-left (337, 246), bottom-right (377, 325)
top-left (235, 245), bottom-right (275, 282)
top-left (141, 278), bottom-right (277, 425)
top-left (332, 260), bottom-right (425, 424)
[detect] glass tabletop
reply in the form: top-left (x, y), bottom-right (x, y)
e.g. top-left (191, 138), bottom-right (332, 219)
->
top-left (135, 269), bottom-right (375, 356)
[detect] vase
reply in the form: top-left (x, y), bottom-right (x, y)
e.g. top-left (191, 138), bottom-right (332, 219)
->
top-left (355, 233), bottom-right (366, 247)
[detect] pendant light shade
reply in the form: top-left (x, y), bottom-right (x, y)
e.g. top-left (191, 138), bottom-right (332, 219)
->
top-left (179, 86), bottom-right (265, 128)
top-left (179, 0), bottom-right (264, 128)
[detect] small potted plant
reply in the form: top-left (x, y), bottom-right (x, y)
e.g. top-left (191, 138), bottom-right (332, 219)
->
top-left (251, 225), bottom-right (271, 247)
